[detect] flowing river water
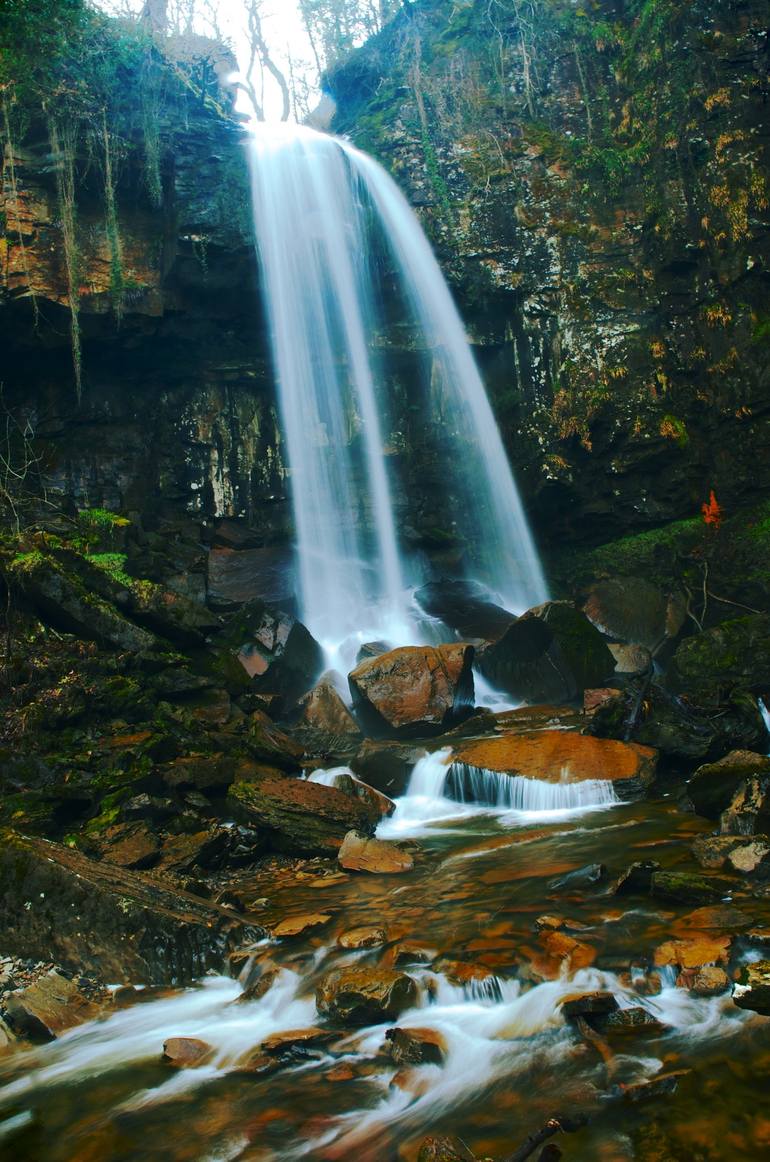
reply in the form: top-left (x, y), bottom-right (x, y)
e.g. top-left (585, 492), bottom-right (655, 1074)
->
top-left (2, 760), bottom-right (769, 1162)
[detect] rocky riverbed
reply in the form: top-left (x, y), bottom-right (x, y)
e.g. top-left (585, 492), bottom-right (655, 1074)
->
top-left (1, 507), bottom-right (770, 1160)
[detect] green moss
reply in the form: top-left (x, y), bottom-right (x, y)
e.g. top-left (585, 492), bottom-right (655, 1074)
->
top-left (89, 552), bottom-right (132, 587)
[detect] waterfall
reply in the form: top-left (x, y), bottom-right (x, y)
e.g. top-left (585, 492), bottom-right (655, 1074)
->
top-left (249, 125), bottom-right (547, 657)
top-left (759, 698), bottom-right (770, 752)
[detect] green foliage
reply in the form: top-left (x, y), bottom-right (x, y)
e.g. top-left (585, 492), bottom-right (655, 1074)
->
top-left (0, 0), bottom-right (86, 96)
top-left (79, 508), bottom-right (130, 529)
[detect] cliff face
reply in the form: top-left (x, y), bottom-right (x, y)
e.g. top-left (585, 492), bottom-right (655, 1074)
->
top-left (2, 2), bottom-right (768, 577)
top-left (329, 0), bottom-right (770, 546)
top-left (0, 59), bottom-right (289, 573)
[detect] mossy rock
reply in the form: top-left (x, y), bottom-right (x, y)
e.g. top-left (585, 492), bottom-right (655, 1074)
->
top-left (668, 614), bottom-right (770, 701)
top-left (479, 600), bottom-right (615, 703)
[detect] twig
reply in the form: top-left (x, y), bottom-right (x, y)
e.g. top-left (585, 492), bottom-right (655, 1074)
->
top-left (706, 590), bottom-right (762, 615)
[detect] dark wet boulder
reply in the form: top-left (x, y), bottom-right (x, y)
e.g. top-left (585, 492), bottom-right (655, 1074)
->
top-left (650, 870), bottom-right (734, 906)
top-left (732, 959), bottom-right (770, 1015)
top-left (592, 686), bottom-right (765, 763)
top-left (668, 614), bottom-right (770, 701)
top-left (244, 710), bottom-right (304, 772)
top-left (227, 773), bottom-right (377, 855)
top-left (478, 601), bottom-right (615, 703)
top-left (350, 739), bottom-right (427, 798)
top-left (348, 644), bottom-right (475, 738)
top-left (687, 750), bottom-right (770, 819)
top-left (386, 1026), bottom-right (447, 1066)
top-left (0, 829), bottom-right (255, 984)
top-left (218, 600), bottom-right (324, 705)
top-left (414, 579), bottom-right (515, 641)
top-left (581, 576), bottom-right (686, 651)
top-left (611, 860), bottom-right (660, 896)
top-left (316, 965), bottom-right (418, 1024)
top-left (720, 774), bottom-right (770, 836)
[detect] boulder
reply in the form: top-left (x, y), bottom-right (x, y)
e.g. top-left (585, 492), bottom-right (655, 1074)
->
top-left (594, 688), bottom-right (765, 763)
top-left (452, 730), bottom-right (656, 796)
top-left (608, 643), bottom-right (652, 677)
top-left (732, 959), bottom-right (770, 1015)
top-left (0, 829), bottom-right (255, 984)
top-left (227, 774), bottom-right (377, 855)
top-left (348, 644), bottom-right (475, 738)
top-left (220, 600), bottom-right (324, 704)
top-left (322, 771), bottom-right (395, 818)
top-left (5, 970), bottom-right (102, 1041)
top-left (560, 992), bottom-right (618, 1021)
top-left (295, 673), bottom-right (362, 746)
top-left (414, 579), bottom-right (515, 641)
top-left (162, 1037), bottom-right (214, 1067)
top-left (351, 739), bottom-right (427, 798)
top-left (668, 614), bottom-right (770, 700)
top-left (678, 966), bottom-right (730, 996)
top-left (653, 935), bottom-right (732, 969)
top-left (386, 1025), bottom-right (447, 1066)
top-left (338, 831), bottom-right (414, 874)
top-left (316, 966), bottom-right (418, 1024)
top-left (611, 860), bottom-right (660, 896)
top-left (478, 601), bottom-right (615, 703)
top-left (245, 711), bottom-right (305, 772)
top-left (650, 870), bottom-right (734, 906)
top-left (687, 751), bottom-right (770, 819)
top-left (720, 775), bottom-right (770, 836)
top-left (622, 1070), bottom-right (690, 1103)
top-left (692, 835), bottom-right (770, 875)
top-left (581, 577), bottom-right (685, 651)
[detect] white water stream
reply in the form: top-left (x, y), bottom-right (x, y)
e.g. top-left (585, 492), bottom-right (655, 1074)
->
top-left (0, 958), bottom-right (750, 1159)
top-left (249, 124), bottom-right (547, 661)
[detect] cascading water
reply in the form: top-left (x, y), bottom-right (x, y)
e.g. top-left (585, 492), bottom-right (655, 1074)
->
top-left (378, 749), bottom-right (620, 837)
top-left (249, 125), bottom-right (547, 659)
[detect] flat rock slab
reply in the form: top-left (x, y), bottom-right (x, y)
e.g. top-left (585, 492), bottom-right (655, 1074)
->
top-left (338, 831), bottom-right (414, 874)
top-left (272, 913), bottom-right (332, 938)
top-left (0, 829), bottom-right (257, 985)
top-left (163, 1037), bottom-right (214, 1067)
top-left (453, 730), bottom-right (657, 793)
top-left (228, 774), bottom-right (377, 855)
top-left (5, 970), bottom-right (102, 1042)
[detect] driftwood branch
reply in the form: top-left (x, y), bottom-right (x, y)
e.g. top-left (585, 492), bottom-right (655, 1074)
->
top-left (502, 1113), bottom-right (588, 1162)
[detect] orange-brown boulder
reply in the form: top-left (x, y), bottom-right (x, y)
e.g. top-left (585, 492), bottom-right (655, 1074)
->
top-left (348, 644), bottom-right (475, 738)
top-left (162, 1037), bottom-right (214, 1067)
top-left (452, 729), bottom-right (657, 794)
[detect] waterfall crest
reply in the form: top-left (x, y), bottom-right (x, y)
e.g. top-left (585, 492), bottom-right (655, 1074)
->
top-left (249, 125), bottom-right (547, 654)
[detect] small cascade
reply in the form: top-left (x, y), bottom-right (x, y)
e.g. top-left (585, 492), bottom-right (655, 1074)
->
top-left (379, 751), bottom-right (620, 837)
top-left (306, 766), bottom-right (352, 788)
top-left (446, 762), bottom-right (621, 814)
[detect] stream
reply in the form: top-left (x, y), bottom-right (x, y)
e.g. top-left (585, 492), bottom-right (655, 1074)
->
top-left (2, 763), bottom-right (769, 1161)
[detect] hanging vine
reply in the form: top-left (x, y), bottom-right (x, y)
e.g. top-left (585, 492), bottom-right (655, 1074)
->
top-left (48, 116), bottom-right (82, 402)
top-left (97, 110), bottom-right (125, 323)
